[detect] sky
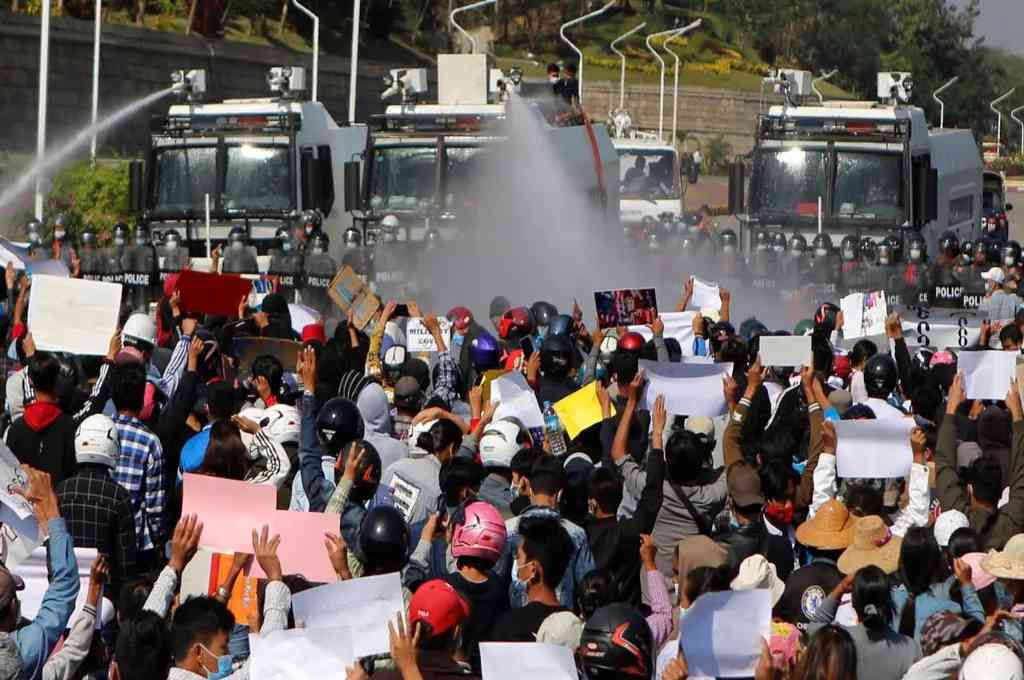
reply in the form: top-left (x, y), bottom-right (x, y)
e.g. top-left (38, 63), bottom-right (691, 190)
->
top-left (964, 0), bottom-right (1023, 54)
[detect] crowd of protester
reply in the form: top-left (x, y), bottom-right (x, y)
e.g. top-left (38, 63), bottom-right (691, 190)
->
top-left (0, 244), bottom-right (1024, 680)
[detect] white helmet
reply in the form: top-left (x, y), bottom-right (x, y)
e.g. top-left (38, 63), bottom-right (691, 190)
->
top-left (122, 313), bottom-right (157, 348)
top-left (479, 419), bottom-right (523, 469)
top-left (74, 414), bottom-right (120, 468)
top-left (239, 405), bottom-right (301, 447)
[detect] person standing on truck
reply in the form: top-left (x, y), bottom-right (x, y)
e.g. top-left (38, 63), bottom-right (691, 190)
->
top-left (560, 63), bottom-right (580, 107)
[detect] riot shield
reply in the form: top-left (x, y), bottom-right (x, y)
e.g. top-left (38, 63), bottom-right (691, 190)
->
top-left (122, 245), bottom-right (157, 311)
top-left (159, 248), bottom-right (190, 285)
top-left (268, 250), bottom-right (303, 302)
top-left (98, 248), bottom-right (125, 286)
top-left (222, 246), bottom-right (260, 275)
top-left (77, 250), bottom-right (105, 281)
top-left (302, 252), bottom-right (338, 317)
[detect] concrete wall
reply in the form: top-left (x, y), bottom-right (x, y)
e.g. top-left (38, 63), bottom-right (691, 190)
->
top-left (586, 81), bottom-right (777, 156)
top-left (0, 10), bottom-right (403, 156)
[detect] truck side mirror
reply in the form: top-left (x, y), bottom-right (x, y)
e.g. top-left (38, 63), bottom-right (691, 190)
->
top-left (343, 161), bottom-right (362, 212)
top-left (128, 160), bottom-right (144, 213)
top-left (914, 165), bottom-right (938, 224)
top-left (301, 153), bottom-right (321, 213)
top-left (728, 161), bottom-right (745, 214)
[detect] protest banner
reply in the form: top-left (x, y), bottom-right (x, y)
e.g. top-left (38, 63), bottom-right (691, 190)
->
top-left (691, 277), bottom-right (722, 311)
top-left (480, 643), bottom-right (578, 680)
top-left (594, 288), bottom-right (658, 329)
top-left (835, 419), bottom-right (917, 478)
top-left (405, 317), bottom-right (453, 353)
top-left (639, 360), bottom-right (733, 417)
top-left (840, 290), bottom-right (888, 339)
top-left (758, 335), bottom-right (812, 368)
top-left (174, 270), bottom-right (254, 318)
top-left (19, 547), bottom-right (98, 620)
top-left (680, 589), bottom-right (771, 678)
top-left (959, 350), bottom-right (1018, 401)
top-left (27, 275), bottom-right (122, 356)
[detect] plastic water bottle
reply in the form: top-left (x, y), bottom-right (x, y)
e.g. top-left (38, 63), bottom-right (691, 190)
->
top-left (543, 401), bottom-right (567, 456)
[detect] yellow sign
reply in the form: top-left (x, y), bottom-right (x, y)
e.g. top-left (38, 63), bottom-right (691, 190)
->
top-left (554, 382), bottom-right (613, 441)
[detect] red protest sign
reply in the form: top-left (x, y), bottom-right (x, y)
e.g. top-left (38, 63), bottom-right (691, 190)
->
top-left (174, 269), bottom-right (253, 318)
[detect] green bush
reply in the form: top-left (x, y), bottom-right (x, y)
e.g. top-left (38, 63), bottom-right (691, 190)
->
top-left (703, 134), bottom-right (733, 174)
top-left (988, 156), bottom-right (1024, 177)
top-left (45, 160), bottom-right (132, 239)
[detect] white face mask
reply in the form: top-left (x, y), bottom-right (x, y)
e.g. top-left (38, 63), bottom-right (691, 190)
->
top-left (815, 248), bottom-right (827, 257)
top-left (231, 241), bottom-right (244, 252)
top-left (54, 230), bottom-right (66, 240)
top-left (549, 75), bottom-right (559, 84)
top-left (165, 241), bottom-right (178, 252)
top-left (282, 241), bottom-right (292, 253)
top-left (910, 248), bottom-right (921, 260)
top-left (312, 245), bottom-right (324, 255)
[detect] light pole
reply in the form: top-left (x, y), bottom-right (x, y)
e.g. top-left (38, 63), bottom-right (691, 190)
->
top-left (90, 0), bottom-right (101, 164)
top-left (558, 1), bottom-right (615, 110)
top-left (34, 0), bottom-right (52, 220)
top-left (610, 22), bottom-right (646, 111)
top-left (931, 76), bottom-right (958, 129)
top-left (990, 88), bottom-right (1015, 158)
top-left (291, 0), bottom-right (319, 102)
top-left (645, 27), bottom-right (679, 142)
top-left (1012, 105), bottom-right (1024, 157)
top-left (662, 20), bottom-right (701, 148)
top-left (348, 0), bottom-right (359, 123)
top-left (450, 0), bottom-right (497, 55)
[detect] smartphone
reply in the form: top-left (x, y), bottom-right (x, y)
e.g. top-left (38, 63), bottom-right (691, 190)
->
top-left (520, 336), bottom-right (535, 359)
top-left (389, 304), bottom-right (410, 320)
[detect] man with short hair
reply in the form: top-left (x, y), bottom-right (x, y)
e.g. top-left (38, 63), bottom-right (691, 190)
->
top-left (110, 363), bottom-right (166, 568)
top-left (980, 267), bottom-right (1020, 321)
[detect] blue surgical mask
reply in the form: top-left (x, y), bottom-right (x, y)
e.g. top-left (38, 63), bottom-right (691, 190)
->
top-left (513, 560), bottom-right (535, 591)
top-left (200, 644), bottom-right (233, 680)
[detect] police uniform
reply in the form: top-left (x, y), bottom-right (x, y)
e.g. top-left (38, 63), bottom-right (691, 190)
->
top-left (99, 247), bottom-right (125, 285)
top-left (159, 248), bottom-right (190, 284)
top-left (77, 247), bottom-right (105, 281)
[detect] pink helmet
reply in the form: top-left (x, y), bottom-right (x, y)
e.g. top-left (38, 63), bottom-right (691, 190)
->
top-left (452, 502), bottom-right (507, 561)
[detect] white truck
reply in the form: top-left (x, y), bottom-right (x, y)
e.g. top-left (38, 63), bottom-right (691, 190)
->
top-left (131, 67), bottom-right (368, 258)
top-left (730, 70), bottom-right (983, 256)
top-left (350, 54), bottom-right (620, 244)
top-left (612, 131), bottom-right (684, 242)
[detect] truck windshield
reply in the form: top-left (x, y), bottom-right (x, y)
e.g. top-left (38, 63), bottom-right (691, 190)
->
top-left (754, 147), bottom-right (827, 217)
top-left (445, 146), bottom-right (489, 210)
top-left (370, 145), bottom-right (437, 211)
top-left (983, 176), bottom-right (1004, 212)
top-left (833, 151), bottom-right (904, 220)
top-left (153, 146), bottom-right (216, 213)
top-left (618, 149), bottom-right (679, 200)
top-left (223, 145), bottom-right (291, 211)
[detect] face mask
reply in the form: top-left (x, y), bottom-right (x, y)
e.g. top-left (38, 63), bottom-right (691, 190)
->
top-left (54, 230), bottom-right (66, 240)
top-left (282, 241), bottom-right (292, 252)
top-left (199, 644), bottom-right (232, 680)
top-left (513, 560), bottom-right (535, 590)
top-left (305, 224), bottom-right (315, 236)
top-left (879, 256), bottom-right (890, 265)
top-left (1007, 257), bottom-right (1016, 268)
top-left (165, 241), bottom-right (178, 252)
top-left (815, 248), bottom-right (827, 258)
top-left (549, 75), bottom-right (559, 84)
top-left (312, 245), bottom-right (324, 255)
top-left (231, 241), bottom-right (244, 252)
top-left (765, 499), bottom-right (795, 525)
top-left (910, 248), bottom-right (921, 261)
top-left (722, 245), bottom-right (735, 254)
top-left (114, 238), bottom-right (125, 248)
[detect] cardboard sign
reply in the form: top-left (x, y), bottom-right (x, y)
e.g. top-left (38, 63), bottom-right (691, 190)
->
top-left (233, 337), bottom-right (303, 374)
top-left (594, 288), bottom-right (658, 329)
top-left (181, 474), bottom-right (340, 582)
top-left (174, 269), bottom-right (254, 318)
top-left (405, 317), bottom-right (453, 353)
top-left (28, 275), bottom-right (122, 356)
top-left (327, 266), bottom-right (380, 331)
top-left (180, 549), bottom-right (260, 624)
top-left (758, 335), bottom-right (811, 368)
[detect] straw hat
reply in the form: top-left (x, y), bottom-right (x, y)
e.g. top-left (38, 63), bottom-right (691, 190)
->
top-left (795, 499), bottom-right (854, 551)
top-left (731, 555), bottom-right (785, 606)
top-left (837, 515), bottom-right (902, 575)
top-left (981, 534), bottom-right (1024, 580)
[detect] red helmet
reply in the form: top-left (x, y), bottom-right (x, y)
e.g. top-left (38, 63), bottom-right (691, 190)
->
top-left (832, 354), bottom-right (852, 381)
top-left (618, 331), bottom-right (645, 354)
top-left (452, 501), bottom-right (507, 561)
top-left (498, 307), bottom-right (535, 341)
top-left (446, 306), bottom-right (473, 333)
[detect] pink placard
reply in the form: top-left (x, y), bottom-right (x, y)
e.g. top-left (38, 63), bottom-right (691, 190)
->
top-left (181, 474), bottom-right (340, 583)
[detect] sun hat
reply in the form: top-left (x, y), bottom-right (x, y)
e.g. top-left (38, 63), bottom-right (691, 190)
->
top-left (961, 552), bottom-right (998, 590)
top-left (837, 515), bottom-right (902, 574)
top-left (960, 642), bottom-right (1024, 680)
top-left (536, 610), bottom-right (584, 649)
top-left (730, 555), bottom-right (785, 606)
top-left (934, 510), bottom-right (970, 548)
top-left (981, 534), bottom-right (1024, 580)
top-left (795, 499), bottom-right (854, 551)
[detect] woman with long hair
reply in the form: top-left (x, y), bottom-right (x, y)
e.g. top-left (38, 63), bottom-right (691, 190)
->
top-left (196, 416), bottom-right (291, 487)
top-left (792, 625), bottom-right (858, 680)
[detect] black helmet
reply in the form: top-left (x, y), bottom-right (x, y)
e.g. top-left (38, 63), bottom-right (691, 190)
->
top-left (577, 604), bottom-right (653, 679)
top-left (719, 229), bottom-right (738, 252)
top-left (316, 398), bottom-right (365, 455)
top-left (937, 232), bottom-right (958, 260)
top-left (1003, 241), bottom-right (1022, 268)
top-left (310, 231), bottom-right (330, 254)
top-left (228, 227), bottom-right (247, 247)
top-left (540, 333), bottom-right (574, 377)
top-left (358, 506), bottom-right (410, 573)
top-left (274, 226), bottom-right (292, 249)
top-left (907, 235), bottom-right (927, 263)
top-left (789, 233), bottom-right (807, 256)
top-left (80, 230), bottom-right (96, 248)
top-left (549, 314), bottom-right (574, 338)
top-left (112, 222), bottom-right (129, 247)
top-left (864, 354), bottom-right (898, 398)
top-left (770, 231), bottom-right (787, 254)
top-left (163, 230), bottom-right (182, 250)
top-left (886, 235), bottom-right (903, 263)
top-left (840, 235), bottom-right (859, 262)
top-left (25, 220), bottom-right (42, 243)
top-left (530, 301), bottom-right (558, 331)
top-left (815, 302), bottom-right (841, 333)
top-left (301, 209), bottom-right (323, 235)
top-left (53, 213), bottom-right (69, 230)
top-left (877, 239), bottom-right (894, 266)
top-left (959, 239), bottom-right (974, 263)
top-left (812, 233), bottom-right (832, 258)
top-left (754, 230), bottom-right (770, 252)
top-left (860, 237), bottom-right (877, 264)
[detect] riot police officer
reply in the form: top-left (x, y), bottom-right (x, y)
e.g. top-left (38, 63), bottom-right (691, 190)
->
top-left (930, 232), bottom-right (964, 306)
top-left (715, 229), bottom-right (743, 279)
top-left (24, 219), bottom-right (44, 260)
top-left (49, 213), bottom-right (76, 270)
top-left (302, 230), bottom-right (337, 316)
top-left (221, 227), bottom-right (259, 274)
top-left (158, 229), bottom-right (189, 283)
top-left (372, 216), bottom-right (414, 300)
top-left (100, 222), bottom-right (128, 284)
top-left (77, 230), bottom-right (103, 280)
top-left (874, 235), bottom-right (902, 304)
top-left (807, 233), bottom-right (838, 293)
top-left (123, 224), bottom-right (157, 311)
top-left (296, 210), bottom-right (323, 256)
top-left (749, 230), bottom-right (777, 286)
top-left (900, 234), bottom-right (931, 306)
top-left (268, 226), bottom-right (302, 301)
top-left (770, 232), bottom-right (787, 259)
top-left (840, 235), bottom-right (870, 293)
top-left (781, 233), bottom-right (809, 291)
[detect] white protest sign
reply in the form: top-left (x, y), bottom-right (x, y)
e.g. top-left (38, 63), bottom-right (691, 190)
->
top-left (491, 370), bottom-right (544, 429)
top-left (27, 275), bottom-right (122, 356)
top-left (627, 311), bottom-right (697, 356)
top-left (692, 277), bottom-right (722, 311)
top-left (19, 546), bottom-right (98, 619)
top-left (0, 443), bottom-right (34, 523)
top-left (680, 589), bottom-right (771, 679)
top-left (958, 350), bottom-right (1018, 401)
top-left (250, 627), bottom-right (355, 680)
top-left (758, 336), bottom-right (811, 368)
top-left (840, 293), bottom-right (864, 339)
top-left (841, 291), bottom-right (887, 340)
top-left (638, 360), bottom-right (733, 417)
top-left (291, 572), bottom-right (405, 658)
top-left (834, 418), bottom-right (916, 479)
top-left (480, 643), bottom-right (578, 680)
top-left (405, 317), bottom-right (453, 353)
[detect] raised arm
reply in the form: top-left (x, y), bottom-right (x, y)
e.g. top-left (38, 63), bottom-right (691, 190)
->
top-left (797, 368), bottom-right (829, 510)
top-left (633, 396), bottom-right (666, 534)
top-left (724, 357), bottom-right (763, 467)
top-left (1000, 380), bottom-right (1024, 535)
top-left (891, 428), bottom-right (931, 537)
top-left (934, 374), bottom-right (969, 514)
top-left (675, 276), bottom-right (693, 313)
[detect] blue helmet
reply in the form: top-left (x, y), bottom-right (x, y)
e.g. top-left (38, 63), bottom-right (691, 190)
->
top-left (469, 331), bottom-right (502, 371)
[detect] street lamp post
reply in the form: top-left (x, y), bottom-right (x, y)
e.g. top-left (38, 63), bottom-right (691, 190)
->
top-left (34, 0), bottom-right (52, 220)
top-left (90, 0), bottom-right (101, 164)
top-left (990, 88), bottom-right (1016, 158)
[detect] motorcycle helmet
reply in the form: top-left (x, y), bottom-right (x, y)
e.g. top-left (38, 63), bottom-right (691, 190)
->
top-left (469, 332), bottom-right (502, 372)
top-left (316, 397), bottom-right (365, 455)
top-left (540, 334), bottom-right (574, 377)
top-left (451, 501), bottom-right (507, 561)
top-left (577, 604), bottom-right (653, 679)
top-left (840, 235), bottom-right (859, 262)
top-left (863, 354), bottom-right (898, 398)
top-left (498, 307), bottom-right (535, 344)
top-left (358, 506), bottom-right (410, 573)
top-left (530, 301), bottom-right (558, 333)
top-left (617, 332), bottom-right (645, 355)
